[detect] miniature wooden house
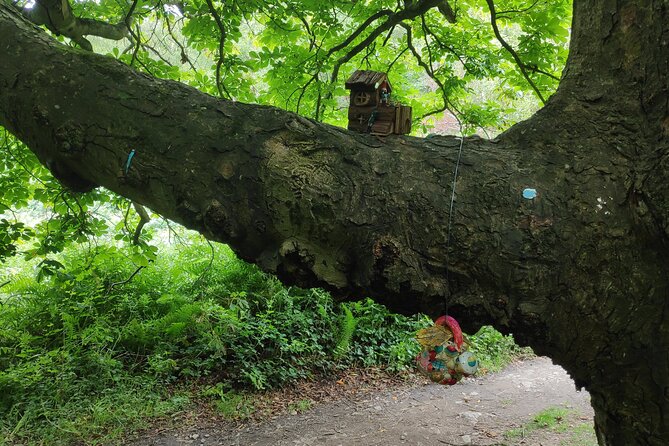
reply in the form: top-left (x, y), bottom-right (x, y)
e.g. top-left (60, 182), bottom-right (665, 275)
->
top-left (345, 70), bottom-right (412, 136)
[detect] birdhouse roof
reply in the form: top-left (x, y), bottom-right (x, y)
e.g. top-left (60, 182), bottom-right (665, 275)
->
top-left (345, 70), bottom-right (392, 92)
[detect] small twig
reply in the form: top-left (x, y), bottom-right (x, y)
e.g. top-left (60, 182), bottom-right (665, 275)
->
top-left (205, 0), bottom-right (231, 99)
top-left (163, 12), bottom-right (197, 71)
top-left (122, 201), bottom-right (133, 235)
top-left (124, 0), bottom-right (138, 29)
top-left (314, 85), bottom-right (323, 122)
top-left (2, 133), bottom-right (48, 187)
top-left (293, 7), bottom-right (316, 51)
top-left (420, 15), bottom-right (435, 73)
top-left (496, 0), bottom-right (540, 16)
top-left (399, 23), bottom-right (463, 123)
top-left (106, 265), bottom-right (145, 295)
top-left (0, 280), bottom-right (10, 289)
top-left (386, 46), bottom-right (409, 73)
top-left (421, 19), bottom-right (474, 74)
top-left (361, 41), bottom-right (376, 68)
top-left (129, 23), bottom-right (142, 67)
top-left (142, 42), bottom-right (174, 66)
top-left (382, 23), bottom-right (397, 46)
top-left (419, 104), bottom-right (448, 121)
top-left (292, 71), bottom-right (319, 114)
top-left (164, 218), bottom-right (187, 245)
top-left (526, 64), bottom-right (561, 81)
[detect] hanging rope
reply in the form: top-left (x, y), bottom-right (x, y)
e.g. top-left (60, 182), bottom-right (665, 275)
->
top-left (444, 120), bottom-right (466, 311)
top-left (446, 134), bottom-right (465, 245)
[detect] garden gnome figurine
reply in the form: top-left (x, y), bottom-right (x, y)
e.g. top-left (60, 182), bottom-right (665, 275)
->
top-left (380, 87), bottom-right (390, 105)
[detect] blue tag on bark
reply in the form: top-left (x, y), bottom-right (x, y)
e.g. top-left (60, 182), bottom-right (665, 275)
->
top-left (522, 188), bottom-right (537, 199)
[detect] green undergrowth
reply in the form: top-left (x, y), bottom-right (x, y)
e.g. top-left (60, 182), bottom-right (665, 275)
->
top-left (468, 325), bottom-right (534, 373)
top-left (0, 238), bottom-right (529, 445)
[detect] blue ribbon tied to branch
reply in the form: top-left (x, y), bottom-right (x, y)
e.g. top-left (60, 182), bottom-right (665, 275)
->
top-left (124, 149), bottom-right (136, 174)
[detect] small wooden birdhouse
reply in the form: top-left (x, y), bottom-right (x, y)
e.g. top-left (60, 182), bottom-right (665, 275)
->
top-left (345, 70), bottom-right (412, 136)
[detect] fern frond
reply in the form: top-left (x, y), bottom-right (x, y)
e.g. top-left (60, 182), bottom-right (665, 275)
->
top-left (334, 304), bottom-right (357, 359)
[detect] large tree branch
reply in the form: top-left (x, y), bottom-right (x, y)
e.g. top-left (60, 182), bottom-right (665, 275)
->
top-left (325, 9), bottom-right (394, 58)
top-left (437, 1), bottom-right (456, 23)
top-left (3, 2), bottom-right (669, 442)
top-left (2, 0), bottom-right (664, 324)
top-left (0, 1), bottom-right (549, 320)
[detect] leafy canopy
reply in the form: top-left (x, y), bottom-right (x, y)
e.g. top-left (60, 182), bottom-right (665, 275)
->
top-left (1, 0), bottom-right (571, 262)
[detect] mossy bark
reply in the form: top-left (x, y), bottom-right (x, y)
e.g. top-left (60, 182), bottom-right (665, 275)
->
top-left (1, 1), bottom-right (668, 444)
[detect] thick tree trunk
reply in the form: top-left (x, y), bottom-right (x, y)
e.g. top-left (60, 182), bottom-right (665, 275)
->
top-left (0, 1), bottom-right (668, 444)
top-left (529, 2), bottom-right (669, 444)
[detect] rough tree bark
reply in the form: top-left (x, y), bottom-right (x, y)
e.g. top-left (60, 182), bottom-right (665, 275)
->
top-left (0, 0), bottom-right (668, 444)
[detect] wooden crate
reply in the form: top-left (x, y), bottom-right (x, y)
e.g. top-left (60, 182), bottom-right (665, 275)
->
top-left (348, 105), bottom-right (399, 135)
top-left (395, 105), bottom-right (412, 134)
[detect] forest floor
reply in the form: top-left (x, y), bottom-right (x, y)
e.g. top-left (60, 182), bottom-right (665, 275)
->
top-left (127, 357), bottom-right (596, 446)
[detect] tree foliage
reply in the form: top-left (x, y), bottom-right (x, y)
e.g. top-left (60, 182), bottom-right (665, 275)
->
top-left (1, 0), bottom-right (571, 266)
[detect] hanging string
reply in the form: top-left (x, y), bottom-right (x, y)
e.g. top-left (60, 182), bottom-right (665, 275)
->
top-left (446, 133), bottom-right (465, 244)
top-left (444, 119), bottom-right (466, 312)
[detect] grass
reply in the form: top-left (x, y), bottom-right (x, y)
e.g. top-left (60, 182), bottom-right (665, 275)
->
top-left (214, 393), bottom-right (255, 419)
top-left (0, 381), bottom-right (193, 446)
top-left (534, 407), bottom-right (569, 429)
top-left (288, 399), bottom-right (312, 413)
top-left (506, 407), bottom-right (569, 438)
top-left (505, 406), bottom-right (597, 446)
top-left (561, 422), bottom-right (598, 446)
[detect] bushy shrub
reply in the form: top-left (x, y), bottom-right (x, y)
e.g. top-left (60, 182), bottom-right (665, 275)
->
top-left (342, 298), bottom-right (431, 371)
top-left (468, 325), bottom-right (533, 372)
top-left (0, 236), bottom-right (529, 444)
top-left (0, 238), bottom-right (428, 443)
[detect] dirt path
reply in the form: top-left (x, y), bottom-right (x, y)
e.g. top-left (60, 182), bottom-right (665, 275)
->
top-left (130, 358), bottom-right (595, 446)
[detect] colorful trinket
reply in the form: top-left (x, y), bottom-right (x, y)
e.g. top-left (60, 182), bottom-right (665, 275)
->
top-left (415, 315), bottom-right (478, 385)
